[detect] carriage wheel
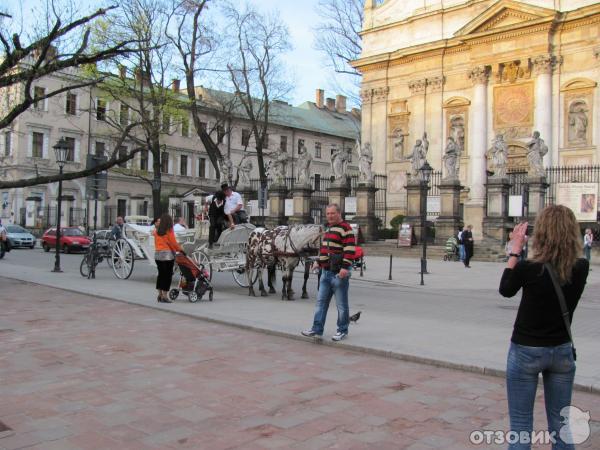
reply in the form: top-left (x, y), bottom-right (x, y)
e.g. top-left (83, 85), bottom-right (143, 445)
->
top-left (232, 265), bottom-right (258, 288)
top-left (192, 250), bottom-right (212, 280)
top-left (111, 239), bottom-right (135, 279)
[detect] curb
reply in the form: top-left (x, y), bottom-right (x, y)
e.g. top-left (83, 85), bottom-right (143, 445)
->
top-left (9, 277), bottom-right (600, 396)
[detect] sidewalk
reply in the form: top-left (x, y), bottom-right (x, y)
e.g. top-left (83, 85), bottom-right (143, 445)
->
top-left (1, 250), bottom-right (599, 393)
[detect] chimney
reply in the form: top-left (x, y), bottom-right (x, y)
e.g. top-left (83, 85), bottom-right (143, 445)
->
top-left (336, 94), bottom-right (346, 113)
top-left (315, 89), bottom-right (324, 108)
top-left (325, 97), bottom-right (335, 111)
top-left (134, 67), bottom-right (142, 84)
top-left (172, 79), bottom-right (180, 92)
top-left (118, 65), bottom-right (127, 80)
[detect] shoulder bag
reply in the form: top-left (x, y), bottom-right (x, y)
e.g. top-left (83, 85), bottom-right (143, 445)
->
top-left (544, 263), bottom-right (577, 361)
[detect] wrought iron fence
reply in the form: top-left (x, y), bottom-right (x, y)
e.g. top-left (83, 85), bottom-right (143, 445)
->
top-left (68, 207), bottom-right (87, 227)
top-left (545, 165), bottom-right (600, 207)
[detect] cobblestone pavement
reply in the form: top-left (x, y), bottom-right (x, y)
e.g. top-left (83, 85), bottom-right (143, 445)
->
top-left (0, 279), bottom-right (599, 450)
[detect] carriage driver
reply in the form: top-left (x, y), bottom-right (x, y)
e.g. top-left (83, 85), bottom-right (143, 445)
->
top-left (221, 183), bottom-right (247, 228)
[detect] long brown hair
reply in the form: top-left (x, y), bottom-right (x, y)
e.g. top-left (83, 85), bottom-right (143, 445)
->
top-left (530, 205), bottom-right (582, 284)
top-left (156, 213), bottom-right (173, 236)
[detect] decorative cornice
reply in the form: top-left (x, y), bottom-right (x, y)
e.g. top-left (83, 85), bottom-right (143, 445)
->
top-left (360, 89), bottom-right (373, 102)
top-left (469, 66), bottom-right (490, 85)
top-left (372, 86), bottom-right (389, 102)
top-left (408, 79), bottom-right (427, 95)
top-left (532, 54), bottom-right (556, 76)
top-left (428, 76), bottom-right (446, 93)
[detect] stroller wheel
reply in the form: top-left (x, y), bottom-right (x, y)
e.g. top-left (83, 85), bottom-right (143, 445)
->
top-left (168, 289), bottom-right (179, 300)
top-left (443, 255), bottom-right (448, 261)
top-left (208, 289), bottom-right (214, 302)
top-left (188, 291), bottom-right (199, 303)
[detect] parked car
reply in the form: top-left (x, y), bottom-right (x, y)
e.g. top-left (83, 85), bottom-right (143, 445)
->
top-left (5, 225), bottom-right (36, 249)
top-left (42, 227), bottom-right (91, 253)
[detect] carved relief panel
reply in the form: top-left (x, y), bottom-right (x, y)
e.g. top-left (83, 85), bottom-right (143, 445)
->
top-left (493, 82), bottom-right (534, 138)
top-left (506, 143), bottom-right (528, 172)
top-left (388, 100), bottom-right (410, 161)
top-left (560, 79), bottom-right (596, 149)
top-left (443, 97), bottom-right (470, 156)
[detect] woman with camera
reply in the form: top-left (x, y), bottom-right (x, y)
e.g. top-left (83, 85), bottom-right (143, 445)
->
top-left (499, 205), bottom-right (589, 449)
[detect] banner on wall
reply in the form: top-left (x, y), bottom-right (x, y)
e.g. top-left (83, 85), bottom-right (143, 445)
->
top-left (556, 183), bottom-right (598, 222)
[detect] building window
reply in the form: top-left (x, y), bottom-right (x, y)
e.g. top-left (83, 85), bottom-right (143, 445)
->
top-left (118, 146), bottom-right (128, 168)
top-left (96, 98), bottom-right (107, 121)
top-left (117, 199), bottom-right (127, 218)
top-left (347, 147), bottom-right (352, 163)
top-left (280, 135), bottom-right (287, 152)
top-left (198, 157), bottom-right (206, 178)
top-left (217, 125), bottom-right (225, 144)
top-left (314, 174), bottom-right (321, 191)
top-left (241, 128), bottom-right (250, 146)
top-left (33, 86), bottom-right (46, 110)
top-left (181, 116), bottom-right (190, 137)
top-left (64, 137), bottom-right (75, 162)
top-left (140, 150), bottom-right (148, 171)
top-left (162, 113), bottom-right (171, 133)
top-left (95, 141), bottom-right (105, 157)
top-left (180, 154), bottom-right (188, 176)
top-left (315, 142), bottom-right (321, 159)
top-left (66, 93), bottom-right (77, 115)
top-left (4, 132), bottom-right (11, 156)
top-left (119, 104), bottom-right (129, 126)
top-left (32, 132), bottom-right (44, 158)
top-left (161, 152), bottom-right (169, 173)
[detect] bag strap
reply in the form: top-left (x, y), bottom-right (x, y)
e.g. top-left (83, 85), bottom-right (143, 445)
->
top-left (544, 263), bottom-right (577, 359)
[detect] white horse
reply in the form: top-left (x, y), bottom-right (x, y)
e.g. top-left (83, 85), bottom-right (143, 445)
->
top-left (246, 225), bottom-right (322, 300)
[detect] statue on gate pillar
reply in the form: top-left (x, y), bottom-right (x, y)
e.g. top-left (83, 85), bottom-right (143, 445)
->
top-left (487, 134), bottom-right (508, 179)
top-left (296, 140), bottom-right (312, 186)
top-left (443, 137), bottom-right (460, 180)
top-left (358, 141), bottom-right (373, 183)
top-left (407, 132), bottom-right (428, 177)
top-left (526, 131), bottom-right (548, 177)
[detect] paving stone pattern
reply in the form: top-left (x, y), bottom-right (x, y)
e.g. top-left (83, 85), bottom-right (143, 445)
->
top-left (0, 280), bottom-right (599, 450)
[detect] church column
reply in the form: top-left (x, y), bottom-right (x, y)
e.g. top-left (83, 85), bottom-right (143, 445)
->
top-left (467, 66), bottom-right (489, 204)
top-left (408, 79), bottom-right (427, 139)
top-left (594, 47), bottom-right (600, 158)
top-left (465, 65), bottom-right (489, 237)
top-left (370, 87), bottom-right (389, 176)
top-left (533, 54), bottom-right (554, 166)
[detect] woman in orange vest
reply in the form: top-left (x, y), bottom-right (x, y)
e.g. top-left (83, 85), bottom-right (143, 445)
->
top-left (153, 213), bottom-right (183, 303)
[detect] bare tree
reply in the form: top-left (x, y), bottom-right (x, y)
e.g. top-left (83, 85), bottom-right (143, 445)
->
top-left (99, 0), bottom-right (181, 219)
top-left (313, 0), bottom-right (363, 105)
top-left (0, 2), bottom-right (138, 130)
top-left (223, 3), bottom-right (292, 189)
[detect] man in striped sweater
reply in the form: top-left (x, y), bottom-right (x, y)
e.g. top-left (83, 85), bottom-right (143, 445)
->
top-left (302, 204), bottom-right (355, 341)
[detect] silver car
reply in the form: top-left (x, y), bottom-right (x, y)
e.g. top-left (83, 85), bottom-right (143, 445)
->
top-left (5, 225), bottom-right (36, 249)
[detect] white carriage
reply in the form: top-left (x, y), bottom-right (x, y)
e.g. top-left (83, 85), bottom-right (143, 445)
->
top-left (190, 223), bottom-right (259, 288)
top-left (110, 216), bottom-right (257, 287)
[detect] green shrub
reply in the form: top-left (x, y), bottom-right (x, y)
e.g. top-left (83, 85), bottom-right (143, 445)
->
top-left (390, 214), bottom-right (405, 230)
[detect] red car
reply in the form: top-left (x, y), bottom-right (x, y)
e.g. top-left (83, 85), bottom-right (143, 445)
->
top-left (42, 227), bottom-right (91, 253)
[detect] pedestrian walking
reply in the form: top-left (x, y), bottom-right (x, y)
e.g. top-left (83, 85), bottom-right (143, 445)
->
top-left (462, 225), bottom-right (474, 268)
top-left (302, 204), bottom-right (355, 341)
top-left (499, 205), bottom-right (589, 449)
top-left (583, 228), bottom-right (593, 262)
top-left (153, 213), bottom-right (183, 303)
top-left (457, 227), bottom-right (465, 262)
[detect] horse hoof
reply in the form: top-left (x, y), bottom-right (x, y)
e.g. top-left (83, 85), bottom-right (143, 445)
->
top-left (269, 288), bottom-right (276, 294)
top-left (301, 293), bottom-right (308, 299)
top-left (249, 290), bottom-right (256, 297)
top-left (260, 291), bottom-right (268, 297)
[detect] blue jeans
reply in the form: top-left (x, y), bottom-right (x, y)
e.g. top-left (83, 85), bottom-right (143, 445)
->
top-left (458, 244), bottom-right (465, 261)
top-left (506, 342), bottom-right (576, 450)
top-left (583, 246), bottom-right (591, 262)
top-left (311, 269), bottom-right (350, 335)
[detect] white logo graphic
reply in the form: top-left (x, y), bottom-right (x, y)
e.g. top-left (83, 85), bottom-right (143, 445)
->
top-left (559, 406), bottom-right (591, 445)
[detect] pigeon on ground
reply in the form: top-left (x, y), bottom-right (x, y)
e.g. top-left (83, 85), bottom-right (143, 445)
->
top-left (349, 311), bottom-right (362, 323)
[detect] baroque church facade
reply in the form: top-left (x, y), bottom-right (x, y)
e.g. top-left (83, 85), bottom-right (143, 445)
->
top-left (353, 0), bottom-right (600, 234)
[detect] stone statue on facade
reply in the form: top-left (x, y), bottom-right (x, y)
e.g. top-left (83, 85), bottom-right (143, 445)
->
top-left (220, 155), bottom-right (233, 184)
top-left (271, 147), bottom-right (289, 186)
top-left (296, 139), bottom-right (312, 186)
top-left (407, 132), bottom-right (429, 177)
top-left (393, 129), bottom-right (404, 160)
top-left (238, 157), bottom-right (253, 187)
top-left (331, 146), bottom-right (349, 184)
top-left (442, 137), bottom-right (460, 180)
top-left (526, 131), bottom-right (548, 177)
top-left (358, 141), bottom-right (373, 183)
top-left (487, 134), bottom-right (508, 179)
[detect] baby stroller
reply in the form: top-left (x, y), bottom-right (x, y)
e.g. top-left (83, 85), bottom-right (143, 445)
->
top-left (169, 253), bottom-right (213, 302)
top-left (443, 236), bottom-right (459, 261)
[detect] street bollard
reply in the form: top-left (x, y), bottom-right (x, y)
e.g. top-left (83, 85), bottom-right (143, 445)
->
top-left (388, 254), bottom-right (392, 280)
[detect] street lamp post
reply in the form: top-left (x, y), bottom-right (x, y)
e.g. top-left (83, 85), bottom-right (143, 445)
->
top-left (419, 161), bottom-right (433, 286)
top-left (52, 138), bottom-right (69, 273)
